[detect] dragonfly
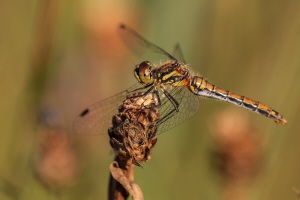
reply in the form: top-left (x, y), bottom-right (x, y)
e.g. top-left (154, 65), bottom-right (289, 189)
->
top-left (73, 24), bottom-right (287, 136)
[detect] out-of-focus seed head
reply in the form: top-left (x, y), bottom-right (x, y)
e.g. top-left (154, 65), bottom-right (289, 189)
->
top-left (35, 127), bottom-right (79, 191)
top-left (209, 109), bottom-right (262, 181)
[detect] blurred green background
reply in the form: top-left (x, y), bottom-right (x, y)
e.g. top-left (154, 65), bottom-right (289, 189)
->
top-left (1, 0), bottom-right (299, 199)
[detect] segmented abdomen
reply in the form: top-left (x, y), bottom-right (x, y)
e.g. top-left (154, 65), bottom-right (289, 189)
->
top-left (189, 76), bottom-right (287, 125)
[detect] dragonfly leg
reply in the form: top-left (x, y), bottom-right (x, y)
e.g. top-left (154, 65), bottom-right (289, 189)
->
top-left (126, 86), bottom-right (162, 109)
top-left (127, 84), bottom-right (180, 126)
top-left (140, 87), bottom-right (162, 108)
top-left (129, 83), bottom-right (152, 93)
top-left (126, 85), bottom-right (154, 101)
top-left (156, 87), bottom-right (179, 126)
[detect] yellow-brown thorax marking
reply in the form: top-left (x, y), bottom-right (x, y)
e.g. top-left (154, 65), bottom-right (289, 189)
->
top-left (154, 61), bottom-right (190, 87)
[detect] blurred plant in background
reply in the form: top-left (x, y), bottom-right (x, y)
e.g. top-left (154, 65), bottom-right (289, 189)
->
top-left (0, 0), bottom-right (299, 199)
top-left (35, 109), bottom-right (79, 195)
top-left (209, 109), bottom-right (262, 200)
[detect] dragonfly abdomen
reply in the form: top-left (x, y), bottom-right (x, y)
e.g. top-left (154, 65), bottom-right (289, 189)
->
top-left (189, 76), bottom-right (287, 125)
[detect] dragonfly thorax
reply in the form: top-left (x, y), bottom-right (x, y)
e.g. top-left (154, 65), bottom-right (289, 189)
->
top-left (134, 61), bottom-right (154, 86)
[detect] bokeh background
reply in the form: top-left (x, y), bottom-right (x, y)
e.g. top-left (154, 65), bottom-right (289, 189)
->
top-left (0, 0), bottom-right (299, 199)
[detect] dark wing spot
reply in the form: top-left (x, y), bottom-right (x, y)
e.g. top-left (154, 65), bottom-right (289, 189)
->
top-left (80, 109), bottom-right (89, 117)
top-left (119, 24), bottom-right (126, 29)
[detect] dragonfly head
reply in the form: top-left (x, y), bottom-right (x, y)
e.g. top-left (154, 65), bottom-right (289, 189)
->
top-left (134, 61), bottom-right (154, 85)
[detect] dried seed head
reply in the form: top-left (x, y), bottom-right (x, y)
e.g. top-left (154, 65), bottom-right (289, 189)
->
top-left (108, 92), bottom-right (160, 167)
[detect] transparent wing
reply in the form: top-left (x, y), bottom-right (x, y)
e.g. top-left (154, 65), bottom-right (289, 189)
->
top-left (73, 83), bottom-right (142, 135)
top-left (118, 25), bottom-right (199, 134)
top-left (155, 84), bottom-right (200, 135)
top-left (119, 24), bottom-right (178, 63)
top-left (172, 44), bottom-right (186, 64)
top-left (74, 25), bottom-right (198, 136)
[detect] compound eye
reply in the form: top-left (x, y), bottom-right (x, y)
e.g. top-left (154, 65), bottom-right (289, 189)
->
top-left (134, 61), bottom-right (153, 85)
top-left (138, 61), bottom-right (152, 75)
